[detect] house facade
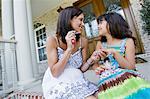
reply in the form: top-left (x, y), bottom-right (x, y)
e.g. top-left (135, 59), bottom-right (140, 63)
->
top-left (0, 0), bottom-right (150, 97)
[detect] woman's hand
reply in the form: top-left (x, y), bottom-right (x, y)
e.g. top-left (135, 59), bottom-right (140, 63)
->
top-left (90, 49), bottom-right (108, 62)
top-left (65, 30), bottom-right (76, 51)
top-left (98, 49), bottom-right (108, 60)
top-left (90, 50), bottom-right (101, 62)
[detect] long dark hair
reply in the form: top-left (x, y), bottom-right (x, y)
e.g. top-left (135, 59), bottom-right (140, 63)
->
top-left (56, 6), bottom-right (83, 44)
top-left (97, 12), bottom-right (135, 42)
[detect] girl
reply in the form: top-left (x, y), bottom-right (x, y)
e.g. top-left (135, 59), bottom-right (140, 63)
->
top-left (91, 12), bottom-right (150, 99)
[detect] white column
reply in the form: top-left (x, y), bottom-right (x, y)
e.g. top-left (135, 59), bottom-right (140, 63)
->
top-left (1, 0), bottom-right (18, 91)
top-left (13, 0), bottom-right (35, 85)
top-left (2, 0), bottom-right (14, 39)
top-left (26, 0), bottom-right (39, 78)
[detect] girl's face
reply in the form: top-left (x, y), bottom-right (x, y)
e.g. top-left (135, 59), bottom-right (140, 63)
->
top-left (70, 13), bottom-right (84, 33)
top-left (98, 18), bottom-right (109, 36)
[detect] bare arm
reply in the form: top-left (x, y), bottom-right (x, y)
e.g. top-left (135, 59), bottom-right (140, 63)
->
top-left (80, 37), bottom-right (88, 72)
top-left (102, 38), bottom-right (135, 69)
top-left (92, 41), bottom-right (103, 69)
top-left (81, 41), bottom-right (104, 71)
top-left (113, 38), bottom-right (135, 69)
top-left (46, 36), bottom-right (72, 78)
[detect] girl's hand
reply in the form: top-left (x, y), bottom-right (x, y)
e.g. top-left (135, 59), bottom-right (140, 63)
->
top-left (65, 30), bottom-right (76, 51)
top-left (101, 48), bottom-right (116, 55)
top-left (95, 65), bottom-right (108, 75)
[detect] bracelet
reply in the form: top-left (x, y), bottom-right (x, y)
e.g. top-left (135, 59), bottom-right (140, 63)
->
top-left (86, 58), bottom-right (94, 66)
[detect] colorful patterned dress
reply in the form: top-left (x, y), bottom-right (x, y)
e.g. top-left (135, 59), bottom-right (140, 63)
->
top-left (97, 38), bottom-right (150, 99)
top-left (42, 46), bottom-right (98, 99)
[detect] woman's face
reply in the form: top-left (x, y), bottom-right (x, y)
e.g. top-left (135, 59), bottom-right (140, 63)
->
top-left (98, 18), bottom-right (108, 36)
top-left (70, 13), bottom-right (84, 33)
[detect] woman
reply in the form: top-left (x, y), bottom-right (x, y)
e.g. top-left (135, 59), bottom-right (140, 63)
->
top-left (42, 6), bottom-right (98, 99)
top-left (91, 12), bottom-right (150, 99)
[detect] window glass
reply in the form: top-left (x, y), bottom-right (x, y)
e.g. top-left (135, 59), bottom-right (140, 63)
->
top-left (81, 3), bottom-right (99, 38)
top-left (103, 0), bottom-right (126, 19)
top-left (34, 24), bottom-right (47, 62)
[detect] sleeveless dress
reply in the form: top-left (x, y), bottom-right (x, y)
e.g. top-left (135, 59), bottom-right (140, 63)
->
top-left (42, 39), bottom-right (98, 99)
top-left (97, 38), bottom-right (150, 99)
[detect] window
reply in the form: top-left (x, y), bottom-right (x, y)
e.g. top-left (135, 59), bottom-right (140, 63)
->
top-left (103, 0), bottom-right (126, 19)
top-left (74, 0), bottom-right (101, 39)
top-left (34, 23), bottom-right (47, 63)
top-left (80, 3), bottom-right (99, 38)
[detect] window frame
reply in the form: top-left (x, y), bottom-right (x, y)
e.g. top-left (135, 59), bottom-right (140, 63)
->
top-left (34, 24), bottom-right (47, 63)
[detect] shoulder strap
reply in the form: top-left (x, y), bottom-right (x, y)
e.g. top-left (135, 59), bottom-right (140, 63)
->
top-left (120, 38), bottom-right (127, 53)
top-left (80, 38), bottom-right (82, 49)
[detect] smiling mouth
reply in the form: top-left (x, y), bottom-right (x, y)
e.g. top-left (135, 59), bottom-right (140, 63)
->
top-left (98, 28), bottom-right (102, 31)
top-left (75, 32), bottom-right (80, 34)
top-left (76, 26), bottom-right (83, 33)
top-left (79, 26), bottom-right (83, 29)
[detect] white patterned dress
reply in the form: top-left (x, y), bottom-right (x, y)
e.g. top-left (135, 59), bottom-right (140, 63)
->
top-left (42, 47), bottom-right (98, 99)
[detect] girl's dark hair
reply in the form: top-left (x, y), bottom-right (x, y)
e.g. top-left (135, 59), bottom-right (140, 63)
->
top-left (97, 12), bottom-right (136, 42)
top-left (56, 6), bottom-right (83, 44)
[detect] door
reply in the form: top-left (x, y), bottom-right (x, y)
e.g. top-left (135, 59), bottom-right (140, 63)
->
top-left (74, 0), bottom-right (104, 57)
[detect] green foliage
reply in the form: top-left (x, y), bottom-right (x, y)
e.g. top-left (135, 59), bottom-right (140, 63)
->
top-left (140, 0), bottom-right (150, 35)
